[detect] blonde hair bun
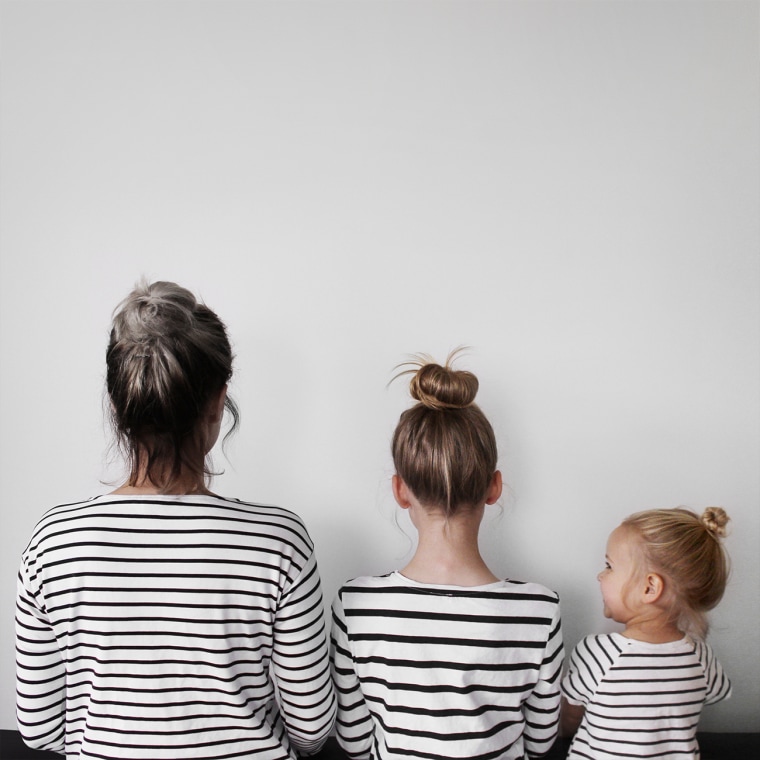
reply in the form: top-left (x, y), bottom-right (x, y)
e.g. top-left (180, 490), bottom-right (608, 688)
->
top-left (701, 506), bottom-right (730, 538)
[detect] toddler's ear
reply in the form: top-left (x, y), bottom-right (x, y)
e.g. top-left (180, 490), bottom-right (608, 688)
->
top-left (642, 573), bottom-right (665, 604)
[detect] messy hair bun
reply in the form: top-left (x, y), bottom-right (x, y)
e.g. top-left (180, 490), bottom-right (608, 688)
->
top-left (409, 361), bottom-right (479, 411)
top-left (701, 507), bottom-right (730, 539)
top-left (392, 350), bottom-right (498, 514)
top-left (107, 279), bottom-right (239, 491)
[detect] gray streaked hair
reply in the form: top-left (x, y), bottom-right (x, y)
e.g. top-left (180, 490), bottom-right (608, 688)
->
top-left (106, 279), bottom-right (239, 490)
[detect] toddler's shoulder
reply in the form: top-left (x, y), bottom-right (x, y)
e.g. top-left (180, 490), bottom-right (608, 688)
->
top-left (571, 632), bottom-right (627, 660)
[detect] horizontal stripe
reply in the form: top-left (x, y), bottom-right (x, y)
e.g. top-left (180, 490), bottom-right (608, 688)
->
top-left (349, 632), bottom-right (548, 648)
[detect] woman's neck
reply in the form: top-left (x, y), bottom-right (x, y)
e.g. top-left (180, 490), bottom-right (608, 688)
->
top-left (401, 504), bottom-right (499, 587)
top-left (111, 468), bottom-right (211, 496)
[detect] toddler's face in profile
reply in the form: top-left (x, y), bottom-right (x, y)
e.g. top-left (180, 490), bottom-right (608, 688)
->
top-left (597, 525), bottom-right (641, 624)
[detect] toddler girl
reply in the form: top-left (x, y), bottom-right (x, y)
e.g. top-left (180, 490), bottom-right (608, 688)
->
top-left (331, 352), bottom-right (564, 760)
top-left (561, 507), bottom-right (731, 759)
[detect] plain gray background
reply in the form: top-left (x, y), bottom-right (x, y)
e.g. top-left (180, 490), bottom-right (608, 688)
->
top-left (1, 0), bottom-right (758, 733)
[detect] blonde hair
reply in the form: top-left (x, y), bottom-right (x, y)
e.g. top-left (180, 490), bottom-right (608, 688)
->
top-left (391, 350), bottom-right (498, 516)
top-left (622, 507), bottom-right (730, 638)
top-left (106, 280), bottom-right (239, 491)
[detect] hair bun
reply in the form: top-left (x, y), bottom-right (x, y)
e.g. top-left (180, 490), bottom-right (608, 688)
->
top-left (701, 506), bottom-right (730, 538)
top-left (394, 349), bottom-right (477, 411)
top-left (118, 283), bottom-right (193, 343)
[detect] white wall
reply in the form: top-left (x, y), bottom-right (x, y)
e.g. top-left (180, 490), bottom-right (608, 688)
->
top-left (1, 0), bottom-right (758, 733)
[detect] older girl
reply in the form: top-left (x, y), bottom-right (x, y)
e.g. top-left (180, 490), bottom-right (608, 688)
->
top-left (331, 352), bottom-right (564, 760)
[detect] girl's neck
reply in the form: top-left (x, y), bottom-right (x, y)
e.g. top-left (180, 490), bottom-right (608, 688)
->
top-left (621, 616), bottom-right (684, 644)
top-left (400, 504), bottom-right (499, 587)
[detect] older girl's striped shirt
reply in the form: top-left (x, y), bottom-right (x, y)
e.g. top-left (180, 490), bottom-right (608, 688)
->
top-left (16, 494), bottom-right (336, 760)
top-left (561, 633), bottom-right (731, 759)
top-left (331, 573), bottom-right (563, 760)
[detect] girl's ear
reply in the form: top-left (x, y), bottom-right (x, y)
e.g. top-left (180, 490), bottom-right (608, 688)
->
top-left (485, 470), bottom-right (503, 505)
top-left (392, 475), bottom-right (412, 509)
top-left (642, 572), bottom-right (665, 605)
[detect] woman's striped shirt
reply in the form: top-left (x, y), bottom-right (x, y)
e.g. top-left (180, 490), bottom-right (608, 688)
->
top-left (330, 573), bottom-right (563, 760)
top-left (16, 494), bottom-right (336, 760)
top-left (561, 633), bottom-right (731, 759)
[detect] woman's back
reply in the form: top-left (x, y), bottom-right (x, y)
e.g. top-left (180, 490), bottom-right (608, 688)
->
top-left (18, 493), bottom-right (334, 759)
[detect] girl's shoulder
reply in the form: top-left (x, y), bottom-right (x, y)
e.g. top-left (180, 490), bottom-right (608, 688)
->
top-left (336, 573), bottom-right (560, 612)
top-left (501, 577), bottom-right (560, 603)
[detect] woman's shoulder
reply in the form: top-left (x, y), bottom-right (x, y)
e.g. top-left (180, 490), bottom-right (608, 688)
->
top-left (24, 493), bottom-right (314, 555)
top-left (207, 494), bottom-right (309, 525)
top-left (23, 494), bottom-right (110, 552)
top-left (33, 492), bottom-right (308, 525)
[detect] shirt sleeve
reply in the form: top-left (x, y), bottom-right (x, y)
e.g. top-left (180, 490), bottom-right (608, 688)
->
top-left (15, 556), bottom-right (66, 753)
top-left (271, 549), bottom-right (337, 755)
top-left (523, 596), bottom-right (564, 757)
top-left (698, 640), bottom-right (732, 705)
top-left (330, 588), bottom-right (374, 760)
top-left (561, 634), bottom-right (620, 707)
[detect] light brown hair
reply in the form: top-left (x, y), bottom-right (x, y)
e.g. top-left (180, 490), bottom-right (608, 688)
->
top-left (106, 280), bottom-right (239, 491)
top-left (622, 507), bottom-right (730, 638)
top-left (391, 350), bottom-right (498, 516)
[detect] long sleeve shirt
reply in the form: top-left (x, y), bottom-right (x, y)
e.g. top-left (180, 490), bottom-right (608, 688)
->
top-left (331, 572), bottom-right (563, 760)
top-left (16, 494), bottom-right (336, 759)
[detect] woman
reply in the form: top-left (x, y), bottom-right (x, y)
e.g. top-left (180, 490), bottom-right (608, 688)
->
top-left (16, 280), bottom-right (335, 759)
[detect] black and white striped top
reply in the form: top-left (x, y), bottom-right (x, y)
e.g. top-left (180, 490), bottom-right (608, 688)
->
top-left (331, 573), bottom-right (563, 760)
top-left (16, 494), bottom-right (336, 760)
top-left (561, 633), bottom-right (731, 759)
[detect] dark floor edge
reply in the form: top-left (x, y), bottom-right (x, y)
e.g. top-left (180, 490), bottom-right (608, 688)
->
top-left (2, 729), bottom-right (759, 759)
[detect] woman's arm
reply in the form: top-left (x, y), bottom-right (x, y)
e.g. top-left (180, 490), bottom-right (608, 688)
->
top-left (272, 551), bottom-right (337, 755)
top-left (15, 561), bottom-right (66, 753)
